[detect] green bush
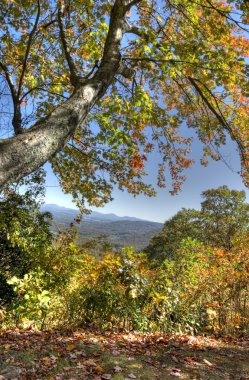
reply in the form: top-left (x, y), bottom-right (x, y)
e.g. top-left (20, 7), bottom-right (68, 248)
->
top-left (2, 231), bottom-right (249, 335)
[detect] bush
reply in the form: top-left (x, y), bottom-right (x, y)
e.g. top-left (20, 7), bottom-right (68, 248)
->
top-left (2, 233), bottom-right (249, 335)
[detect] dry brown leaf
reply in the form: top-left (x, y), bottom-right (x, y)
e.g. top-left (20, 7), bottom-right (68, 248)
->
top-left (184, 356), bottom-right (194, 363)
top-left (171, 355), bottom-right (179, 363)
top-left (113, 365), bottom-right (123, 372)
top-left (63, 366), bottom-right (72, 371)
top-left (101, 374), bottom-right (112, 379)
top-left (95, 365), bottom-right (104, 373)
top-left (93, 351), bottom-right (101, 357)
top-left (83, 359), bottom-right (97, 367)
top-left (127, 373), bottom-right (136, 379)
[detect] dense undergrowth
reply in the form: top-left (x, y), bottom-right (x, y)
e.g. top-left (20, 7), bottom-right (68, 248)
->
top-left (0, 174), bottom-right (248, 335)
top-left (1, 230), bottom-right (249, 335)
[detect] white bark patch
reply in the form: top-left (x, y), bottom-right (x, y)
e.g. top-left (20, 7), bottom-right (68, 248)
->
top-left (82, 85), bottom-right (96, 102)
top-left (115, 28), bottom-right (122, 41)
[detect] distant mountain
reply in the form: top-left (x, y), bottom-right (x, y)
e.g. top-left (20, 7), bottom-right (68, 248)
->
top-left (41, 204), bottom-right (145, 222)
top-left (40, 204), bottom-right (163, 250)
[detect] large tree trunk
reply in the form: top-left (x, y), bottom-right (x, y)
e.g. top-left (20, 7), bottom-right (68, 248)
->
top-left (0, 0), bottom-right (135, 189)
top-left (0, 81), bottom-right (100, 188)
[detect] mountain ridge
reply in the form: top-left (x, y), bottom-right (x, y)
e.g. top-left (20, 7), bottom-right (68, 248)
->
top-left (41, 203), bottom-right (155, 222)
top-left (40, 204), bottom-right (163, 250)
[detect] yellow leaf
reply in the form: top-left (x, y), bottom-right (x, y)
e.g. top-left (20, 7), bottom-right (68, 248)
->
top-left (66, 344), bottom-right (75, 351)
top-left (41, 357), bottom-right (50, 366)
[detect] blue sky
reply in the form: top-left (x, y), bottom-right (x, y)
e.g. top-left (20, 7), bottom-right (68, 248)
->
top-left (44, 135), bottom-right (249, 223)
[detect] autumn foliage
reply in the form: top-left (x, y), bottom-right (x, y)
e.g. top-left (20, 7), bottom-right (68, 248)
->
top-left (0, 0), bottom-right (249, 203)
top-left (1, 233), bottom-right (248, 335)
top-left (0, 181), bottom-right (248, 336)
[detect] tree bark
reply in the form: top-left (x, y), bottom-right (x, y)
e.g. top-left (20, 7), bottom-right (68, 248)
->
top-left (0, 81), bottom-right (99, 188)
top-left (0, 0), bottom-right (136, 189)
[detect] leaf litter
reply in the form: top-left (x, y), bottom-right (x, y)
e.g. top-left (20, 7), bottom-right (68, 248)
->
top-left (0, 329), bottom-right (248, 379)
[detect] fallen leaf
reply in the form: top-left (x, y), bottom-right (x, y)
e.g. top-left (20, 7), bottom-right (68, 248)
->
top-left (75, 350), bottom-right (85, 355)
top-left (76, 362), bottom-right (85, 369)
top-left (171, 355), bottom-right (179, 363)
top-left (69, 353), bottom-right (77, 359)
top-left (157, 336), bottom-right (168, 344)
top-left (112, 350), bottom-right (120, 356)
top-left (41, 357), bottom-right (50, 366)
top-left (102, 374), bottom-right (112, 379)
top-left (170, 372), bottom-right (181, 377)
top-left (66, 344), bottom-right (76, 351)
top-left (184, 356), bottom-right (193, 363)
top-left (203, 359), bottom-right (213, 366)
top-left (83, 359), bottom-right (97, 367)
top-left (113, 365), bottom-right (122, 372)
top-left (128, 374), bottom-right (136, 379)
top-left (170, 368), bottom-right (181, 377)
top-left (95, 365), bottom-right (104, 373)
top-left (50, 354), bottom-right (57, 363)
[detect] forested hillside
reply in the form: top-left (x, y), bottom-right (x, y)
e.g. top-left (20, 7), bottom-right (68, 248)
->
top-left (41, 204), bottom-right (163, 250)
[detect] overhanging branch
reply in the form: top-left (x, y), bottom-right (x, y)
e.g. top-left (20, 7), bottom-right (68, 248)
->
top-left (17, 0), bottom-right (41, 98)
top-left (188, 76), bottom-right (248, 171)
top-left (0, 62), bottom-right (22, 135)
top-left (58, 2), bottom-right (82, 87)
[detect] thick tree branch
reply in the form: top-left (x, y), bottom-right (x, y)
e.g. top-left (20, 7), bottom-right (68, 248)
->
top-left (125, 25), bottom-right (163, 51)
top-left (188, 77), bottom-right (248, 172)
top-left (125, 0), bottom-right (141, 11)
top-left (58, 3), bottom-right (81, 87)
top-left (0, 62), bottom-right (22, 135)
top-left (0, 62), bottom-right (17, 101)
top-left (117, 59), bottom-right (135, 78)
top-left (123, 56), bottom-right (247, 78)
top-left (92, 0), bottom-right (136, 95)
top-left (125, 25), bottom-right (149, 39)
top-left (17, 0), bottom-right (41, 98)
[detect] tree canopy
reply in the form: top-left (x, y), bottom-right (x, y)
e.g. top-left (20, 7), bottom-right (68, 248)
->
top-left (0, 0), bottom-right (248, 207)
top-left (200, 185), bottom-right (249, 249)
top-left (146, 186), bottom-right (249, 260)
